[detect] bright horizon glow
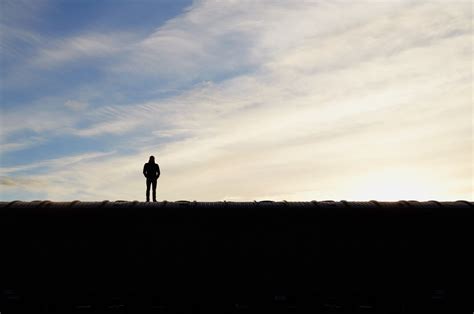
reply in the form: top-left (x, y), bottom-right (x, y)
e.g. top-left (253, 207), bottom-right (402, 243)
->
top-left (0, 0), bottom-right (472, 201)
top-left (345, 168), bottom-right (445, 201)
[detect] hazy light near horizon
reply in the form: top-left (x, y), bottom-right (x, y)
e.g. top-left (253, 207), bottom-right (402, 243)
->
top-left (0, 0), bottom-right (472, 201)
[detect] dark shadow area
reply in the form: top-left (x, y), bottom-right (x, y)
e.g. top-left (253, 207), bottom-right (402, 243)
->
top-left (0, 200), bottom-right (473, 313)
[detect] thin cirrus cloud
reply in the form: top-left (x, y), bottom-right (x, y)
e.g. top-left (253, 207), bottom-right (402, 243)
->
top-left (0, 0), bottom-right (472, 201)
top-left (31, 32), bottom-right (137, 68)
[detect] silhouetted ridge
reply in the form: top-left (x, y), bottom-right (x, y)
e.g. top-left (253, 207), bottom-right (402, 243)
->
top-left (1, 201), bottom-right (472, 313)
top-left (2, 199), bottom-right (473, 210)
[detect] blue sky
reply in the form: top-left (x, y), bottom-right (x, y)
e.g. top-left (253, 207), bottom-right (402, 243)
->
top-left (1, 0), bottom-right (472, 201)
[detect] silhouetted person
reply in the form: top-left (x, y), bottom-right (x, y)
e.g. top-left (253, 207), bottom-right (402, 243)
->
top-left (143, 155), bottom-right (160, 202)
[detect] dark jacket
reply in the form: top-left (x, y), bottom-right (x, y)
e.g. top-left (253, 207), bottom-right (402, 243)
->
top-left (143, 162), bottom-right (160, 180)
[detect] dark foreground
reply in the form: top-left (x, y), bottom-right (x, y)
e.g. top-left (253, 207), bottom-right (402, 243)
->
top-left (1, 200), bottom-right (473, 313)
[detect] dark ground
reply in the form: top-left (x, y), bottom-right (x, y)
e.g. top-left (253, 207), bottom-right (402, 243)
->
top-left (0, 200), bottom-right (473, 313)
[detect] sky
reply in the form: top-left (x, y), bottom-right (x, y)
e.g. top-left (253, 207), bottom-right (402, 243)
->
top-left (0, 0), bottom-right (472, 201)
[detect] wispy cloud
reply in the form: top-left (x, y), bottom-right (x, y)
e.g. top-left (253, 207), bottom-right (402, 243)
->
top-left (31, 32), bottom-right (137, 67)
top-left (0, 151), bottom-right (115, 176)
top-left (0, 137), bottom-right (44, 153)
top-left (64, 99), bottom-right (89, 111)
top-left (0, 103), bottom-right (76, 137)
top-left (1, 1), bottom-right (471, 201)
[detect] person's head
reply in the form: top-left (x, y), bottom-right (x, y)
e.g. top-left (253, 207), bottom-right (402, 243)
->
top-left (149, 156), bottom-right (155, 163)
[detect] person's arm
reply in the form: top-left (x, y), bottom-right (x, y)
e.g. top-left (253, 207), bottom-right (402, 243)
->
top-left (143, 164), bottom-right (147, 177)
top-left (156, 164), bottom-right (160, 179)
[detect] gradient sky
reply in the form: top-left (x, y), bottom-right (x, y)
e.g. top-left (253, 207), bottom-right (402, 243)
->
top-left (0, 0), bottom-right (472, 201)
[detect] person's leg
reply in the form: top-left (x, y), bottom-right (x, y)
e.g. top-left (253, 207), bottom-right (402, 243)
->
top-left (146, 179), bottom-right (151, 202)
top-left (152, 179), bottom-right (157, 202)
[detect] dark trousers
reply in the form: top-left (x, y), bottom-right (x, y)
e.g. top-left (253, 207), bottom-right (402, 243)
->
top-left (146, 178), bottom-right (157, 202)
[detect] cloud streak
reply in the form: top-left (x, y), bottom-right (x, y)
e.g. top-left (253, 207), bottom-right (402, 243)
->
top-left (31, 32), bottom-right (137, 68)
